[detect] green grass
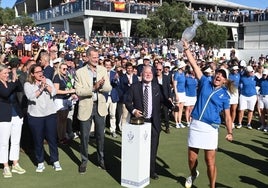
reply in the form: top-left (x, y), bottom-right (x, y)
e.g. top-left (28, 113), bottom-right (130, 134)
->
top-left (1, 122), bottom-right (268, 188)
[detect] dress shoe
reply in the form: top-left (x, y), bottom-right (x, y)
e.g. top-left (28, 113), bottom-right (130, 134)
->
top-left (98, 162), bottom-right (106, 170)
top-left (150, 173), bottom-right (159, 180)
top-left (165, 128), bottom-right (170, 134)
top-left (79, 163), bottom-right (87, 174)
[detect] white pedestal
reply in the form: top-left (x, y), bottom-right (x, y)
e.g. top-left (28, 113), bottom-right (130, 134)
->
top-left (121, 122), bottom-right (151, 188)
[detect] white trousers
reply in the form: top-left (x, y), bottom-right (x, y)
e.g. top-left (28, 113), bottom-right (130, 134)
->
top-left (0, 116), bottom-right (23, 163)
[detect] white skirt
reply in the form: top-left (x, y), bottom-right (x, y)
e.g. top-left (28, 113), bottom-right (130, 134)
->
top-left (184, 96), bottom-right (197, 106)
top-left (188, 119), bottom-right (219, 150)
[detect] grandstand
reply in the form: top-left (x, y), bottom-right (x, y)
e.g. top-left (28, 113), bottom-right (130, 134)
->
top-left (11, 0), bottom-right (268, 52)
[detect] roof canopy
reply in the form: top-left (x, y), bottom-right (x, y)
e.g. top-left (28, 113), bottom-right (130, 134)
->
top-left (178, 0), bottom-right (260, 10)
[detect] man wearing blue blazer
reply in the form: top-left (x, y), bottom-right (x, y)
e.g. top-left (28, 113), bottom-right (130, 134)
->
top-left (103, 59), bottom-right (120, 138)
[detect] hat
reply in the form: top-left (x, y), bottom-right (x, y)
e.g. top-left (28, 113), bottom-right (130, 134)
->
top-left (177, 61), bottom-right (186, 69)
top-left (240, 60), bottom-right (247, 67)
top-left (204, 67), bottom-right (213, 73)
top-left (217, 68), bottom-right (229, 79)
top-left (5, 43), bottom-right (12, 49)
top-left (143, 56), bottom-right (151, 60)
top-left (246, 66), bottom-right (254, 72)
top-left (207, 58), bottom-right (214, 63)
top-left (263, 69), bottom-right (268, 75)
top-left (99, 56), bottom-right (104, 60)
top-left (21, 56), bottom-right (31, 64)
top-left (53, 58), bottom-right (63, 64)
top-left (64, 54), bottom-right (73, 61)
top-left (163, 62), bottom-right (171, 68)
top-left (232, 66), bottom-right (239, 70)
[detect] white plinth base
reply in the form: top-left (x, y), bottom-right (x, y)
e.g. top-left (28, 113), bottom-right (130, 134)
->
top-left (121, 122), bottom-right (151, 188)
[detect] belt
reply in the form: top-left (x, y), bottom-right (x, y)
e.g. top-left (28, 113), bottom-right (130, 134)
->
top-left (144, 118), bottom-right (151, 123)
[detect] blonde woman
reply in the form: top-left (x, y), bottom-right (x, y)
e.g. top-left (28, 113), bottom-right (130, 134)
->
top-left (183, 41), bottom-right (233, 188)
top-left (53, 62), bottom-right (76, 144)
top-left (173, 60), bottom-right (187, 128)
top-left (0, 64), bottom-right (25, 178)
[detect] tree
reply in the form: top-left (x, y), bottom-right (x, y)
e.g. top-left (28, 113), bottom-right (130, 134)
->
top-left (136, 2), bottom-right (228, 48)
top-left (13, 13), bottom-right (35, 27)
top-left (0, 7), bottom-right (15, 25)
top-left (195, 17), bottom-right (228, 48)
top-left (0, 8), bottom-right (35, 27)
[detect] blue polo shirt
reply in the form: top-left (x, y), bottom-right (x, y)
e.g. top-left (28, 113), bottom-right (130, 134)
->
top-left (229, 73), bottom-right (240, 89)
top-left (191, 76), bottom-right (230, 126)
top-left (173, 71), bottom-right (186, 93)
top-left (257, 78), bottom-right (268, 95)
top-left (185, 75), bottom-right (198, 97)
top-left (240, 75), bottom-right (257, 97)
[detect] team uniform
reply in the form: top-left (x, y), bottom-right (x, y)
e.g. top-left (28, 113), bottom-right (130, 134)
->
top-left (239, 75), bottom-right (257, 111)
top-left (257, 77), bottom-right (268, 109)
top-left (184, 75), bottom-right (198, 106)
top-left (228, 72), bottom-right (240, 104)
top-left (188, 76), bottom-right (230, 150)
top-left (173, 71), bottom-right (186, 102)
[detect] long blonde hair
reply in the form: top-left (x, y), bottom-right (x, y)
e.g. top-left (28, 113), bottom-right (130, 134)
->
top-left (53, 61), bottom-right (67, 80)
top-left (225, 79), bottom-right (236, 95)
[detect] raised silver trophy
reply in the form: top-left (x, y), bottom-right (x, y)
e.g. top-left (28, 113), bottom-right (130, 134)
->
top-left (177, 18), bottom-right (203, 52)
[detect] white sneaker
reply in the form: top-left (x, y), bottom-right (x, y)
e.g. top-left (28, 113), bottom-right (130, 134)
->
top-left (232, 123), bottom-right (235, 129)
top-left (185, 170), bottom-right (199, 188)
top-left (236, 123), bottom-right (242, 129)
top-left (180, 123), bottom-right (186, 128)
top-left (247, 124), bottom-right (253, 130)
top-left (53, 161), bottom-right (62, 171)
top-left (264, 127), bottom-right (268, 132)
top-left (176, 123), bottom-right (181, 128)
top-left (257, 125), bottom-right (265, 131)
top-left (3, 167), bottom-right (12, 178)
top-left (36, 163), bottom-right (45, 173)
top-left (12, 163), bottom-right (26, 174)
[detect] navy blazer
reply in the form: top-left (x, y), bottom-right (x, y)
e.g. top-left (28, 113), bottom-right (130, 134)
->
top-left (119, 73), bottom-right (139, 102)
top-left (157, 74), bottom-right (172, 100)
top-left (104, 70), bottom-right (120, 103)
top-left (124, 81), bottom-right (173, 133)
top-left (0, 80), bottom-right (23, 122)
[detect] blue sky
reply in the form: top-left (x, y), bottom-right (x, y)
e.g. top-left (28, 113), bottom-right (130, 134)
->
top-left (1, 0), bottom-right (268, 9)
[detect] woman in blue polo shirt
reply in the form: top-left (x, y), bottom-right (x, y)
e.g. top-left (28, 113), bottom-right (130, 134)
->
top-left (173, 60), bottom-right (187, 128)
top-left (257, 69), bottom-right (268, 132)
top-left (184, 66), bottom-right (198, 126)
top-left (236, 66), bottom-right (258, 129)
top-left (183, 41), bottom-right (234, 188)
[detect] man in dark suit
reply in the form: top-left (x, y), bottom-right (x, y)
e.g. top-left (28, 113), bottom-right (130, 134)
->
top-left (124, 65), bottom-right (175, 180)
top-left (155, 63), bottom-right (172, 134)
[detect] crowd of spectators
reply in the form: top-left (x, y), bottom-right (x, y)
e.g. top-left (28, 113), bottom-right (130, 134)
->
top-left (188, 6), bottom-right (268, 23)
top-left (1, 23), bottom-right (268, 178)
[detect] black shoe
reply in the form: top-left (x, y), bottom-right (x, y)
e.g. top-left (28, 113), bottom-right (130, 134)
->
top-left (111, 132), bottom-right (118, 138)
top-left (165, 128), bottom-right (170, 134)
top-left (79, 163), bottom-right (87, 174)
top-left (98, 162), bottom-right (106, 170)
top-left (150, 173), bottom-right (159, 180)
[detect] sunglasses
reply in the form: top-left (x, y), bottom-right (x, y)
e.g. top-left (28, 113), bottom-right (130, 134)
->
top-left (34, 70), bottom-right (43, 74)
